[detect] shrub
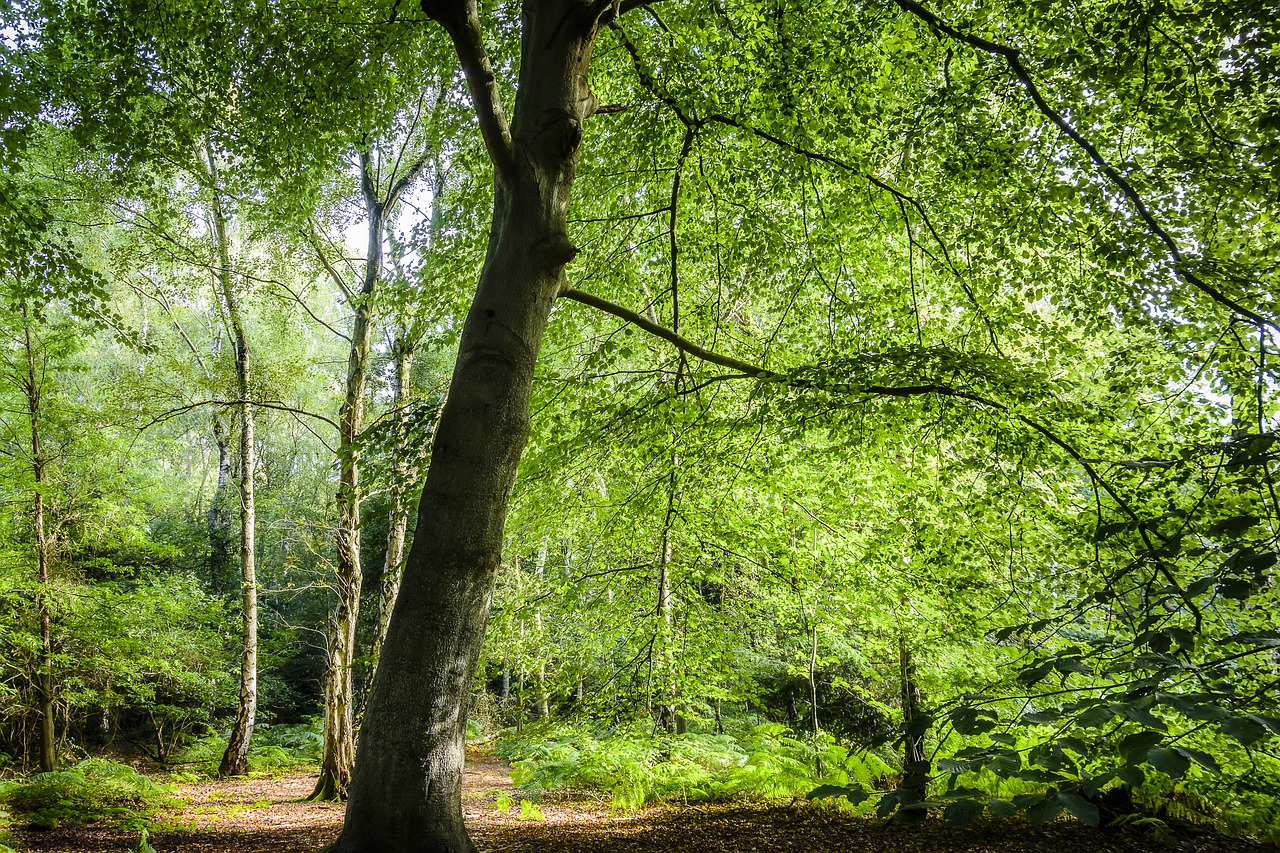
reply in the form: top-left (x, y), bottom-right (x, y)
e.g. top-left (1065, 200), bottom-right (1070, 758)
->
top-left (0, 758), bottom-right (180, 831)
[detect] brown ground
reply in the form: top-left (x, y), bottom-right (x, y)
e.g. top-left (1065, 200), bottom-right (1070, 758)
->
top-left (9, 751), bottom-right (1280, 853)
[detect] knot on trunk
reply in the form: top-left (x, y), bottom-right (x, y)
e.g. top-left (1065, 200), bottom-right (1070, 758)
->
top-left (536, 233), bottom-right (580, 268)
top-left (561, 117), bottom-right (583, 155)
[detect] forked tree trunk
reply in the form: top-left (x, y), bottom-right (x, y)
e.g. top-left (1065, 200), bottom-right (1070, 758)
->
top-left (207, 151), bottom-right (259, 780)
top-left (364, 156), bottom-right (443, 711)
top-left (335, 0), bottom-right (602, 847)
top-left (313, 151), bottom-right (428, 801)
top-left (363, 331), bottom-right (416, 705)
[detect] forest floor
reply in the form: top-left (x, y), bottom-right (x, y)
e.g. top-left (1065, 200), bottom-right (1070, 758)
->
top-left (9, 749), bottom-right (1280, 853)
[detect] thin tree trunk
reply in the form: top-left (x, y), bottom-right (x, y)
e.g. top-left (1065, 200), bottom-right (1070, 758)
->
top-left (208, 411), bottom-right (233, 596)
top-left (314, 151), bottom-right (429, 801)
top-left (534, 543), bottom-right (549, 721)
top-left (809, 620), bottom-right (821, 774)
top-left (335, 0), bottom-right (602, 845)
top-left (23, 315), bottom-right (56, 773)
top-left (363, 331), bottom-right (415, 707)
top-left (655, 468), bottom-right (678, 733)
top-left (899, 632), bottom-right (927, 799)
top-left (207, 150), bottom-right (258, 780)
top-left (365, 157), bottom-right (443, 700)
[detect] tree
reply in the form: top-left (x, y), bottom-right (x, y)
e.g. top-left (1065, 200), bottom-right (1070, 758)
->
top-left (335, 0), bottom-right (624, 846)
top-left (340, 0), bottom-right (1278, 846)
top-left (307, 140), bottom-right (433, 801)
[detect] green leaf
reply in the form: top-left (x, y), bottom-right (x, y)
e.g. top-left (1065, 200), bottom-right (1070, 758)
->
top-left (944, 798), bottom-right (984, 827)
top-left (1146, 747), bottom-right (1190, 779)
top-left (1217, 577), bottom-right (1254, 599)
top-left (1250, 714), bottom-right (1280, 735)
top-left (1058, 792), bottom-right (1100, 827)
top-left (1118, 730), bottom-right (1163, 763)
top-left (1076, 705), bottom-right (1113, 728)
top-left (1027, 793), bottom-right (1063, 826)
top-left (986, 750), bottom-right (1021, 775)
top-left (1173, 747), bottom-right (1220, 773)
top-left (951, 707), bottom-right (997, 735)
top-left (1224, 631), bottom-right (1280, 648)
top-left (1208, 514), bottom-right (1260, 537)
top-left (1094, 521), bottom-right (1134, 542)
top-left (1117, 765), bottom-right (1146, 787)
top-left (1023, 709), bottom-right (1060, 725)
top-left (988, 799), bottom-right (1018, 818)
top-left (1222, 716), bottom-right (1269, 745)
top-left (807, 784), bottom-right (869, 804)
top-left (938, 758), bottom-right (975, 774)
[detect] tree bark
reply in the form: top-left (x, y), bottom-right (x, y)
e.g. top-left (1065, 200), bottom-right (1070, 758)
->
top-left (23, 314), bottom-right (56, 774)
top-left (207, 410), bottom-right (233, 596)
top-left (335, 0), bottom-right (602, 846)
top-left (364, 329), bottom-right (416, 700)
top-left (207, 149), bottom-right (259, 780)
top-left (899, 632), bottom-right (927, 800)
top-left (364, 155), bottom-right (443, 706)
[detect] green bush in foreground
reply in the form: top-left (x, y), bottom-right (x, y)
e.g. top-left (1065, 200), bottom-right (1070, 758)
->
top-left (497, 721), bottom-right (893, 813)
top-left (0, 758), bottom-right (180, 831)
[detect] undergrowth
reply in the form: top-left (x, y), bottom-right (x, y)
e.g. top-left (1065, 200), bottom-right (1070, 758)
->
top-left (0, 758), bottom-right (180, 831)
top-left (497, 721), bottom-right (893, 813)
top-left (175, 721), bottom-right (322, 778)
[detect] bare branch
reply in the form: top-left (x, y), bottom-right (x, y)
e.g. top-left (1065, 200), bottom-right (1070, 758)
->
top-left (561, 285), bottom-right (1201, 621)
top-left (303, 220), bottom-right (358, 305)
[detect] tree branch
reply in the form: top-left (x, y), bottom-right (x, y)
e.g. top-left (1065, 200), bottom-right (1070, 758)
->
top-left (561, 285), bottom-right (1201, 625)
top-left (420, 0), bottom-right (515, 181)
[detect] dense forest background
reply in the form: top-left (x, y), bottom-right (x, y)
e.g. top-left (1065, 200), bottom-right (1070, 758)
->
top-left (1, 0), bottom-right (1278, 844)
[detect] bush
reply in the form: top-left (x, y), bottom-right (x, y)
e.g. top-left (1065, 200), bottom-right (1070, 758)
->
top-left (0, 758), bottom-right (179, 831)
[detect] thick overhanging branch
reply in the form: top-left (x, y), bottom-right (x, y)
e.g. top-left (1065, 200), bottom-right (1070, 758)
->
top-left (561, 286), bottom-right (1202, 625)
top-left (420, 0), bottom-right (515, 182)
top-left (893, 0), bottom-right (1277, 334)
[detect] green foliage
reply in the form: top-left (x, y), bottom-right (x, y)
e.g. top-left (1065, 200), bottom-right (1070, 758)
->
top-left (498, 721), bottom-right (891, 813)
top-left (176, 721), bottom-right (322, 777)
top-left (0, 759), bottom-right (180, 831)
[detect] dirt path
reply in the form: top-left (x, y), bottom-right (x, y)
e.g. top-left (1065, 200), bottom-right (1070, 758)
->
top-left (9, 751), bottom-right (1280, 853)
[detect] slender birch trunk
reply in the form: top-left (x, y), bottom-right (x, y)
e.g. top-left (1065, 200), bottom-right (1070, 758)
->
top-left (313, 150), bottom-right (429, 801)
top-left (206, 149), bottom-right (258, 780)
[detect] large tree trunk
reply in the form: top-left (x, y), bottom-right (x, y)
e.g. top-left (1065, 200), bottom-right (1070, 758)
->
top-left (207, 151), bottom-right (259, 780)
top-left (335, 0), bottom-right (600, 847)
